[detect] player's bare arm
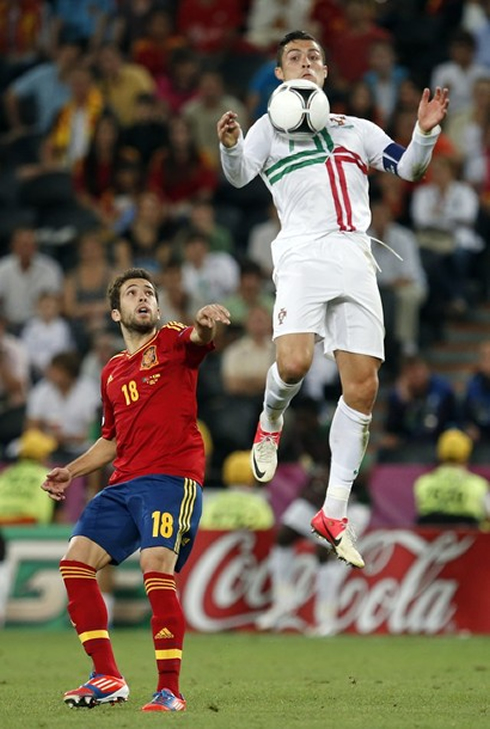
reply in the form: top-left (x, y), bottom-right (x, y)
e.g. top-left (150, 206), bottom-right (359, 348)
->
top-left (42, 437), bottom-right (117, 501)
top-left (217, 111), bottom-right (241, 149)
top-left (191, 304), bottom-right (231, 345)
top-left (417, 86), bottom-right (449, 132)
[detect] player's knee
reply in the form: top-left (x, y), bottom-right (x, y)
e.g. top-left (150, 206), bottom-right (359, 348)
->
top-left (343, 372), bottom-right (378, 412)
top-left (277, 355), bottom-right (310, 383)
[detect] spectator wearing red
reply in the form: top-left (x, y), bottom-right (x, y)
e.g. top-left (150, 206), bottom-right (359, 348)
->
top-left (148, 115), bottom-right (217, 215)
top-left (131, 7), bottom-right (187, 78)
top-left (323, 0), bottom-right (391, 90)
top-left (176, 0), bottom-right (245, 56)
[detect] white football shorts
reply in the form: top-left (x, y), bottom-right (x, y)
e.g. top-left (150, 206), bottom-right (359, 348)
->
top-left (271, 233), bottom-right (385, 361)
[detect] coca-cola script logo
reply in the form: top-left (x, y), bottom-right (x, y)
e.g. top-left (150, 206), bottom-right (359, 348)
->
top-left (179, 529), bottom-right (481, 635)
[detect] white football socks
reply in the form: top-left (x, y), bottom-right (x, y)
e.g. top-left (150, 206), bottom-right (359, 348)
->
top-left (323, 396), bottom-right (371, 520)
top-left (260, 363), bottom-right (303, 432)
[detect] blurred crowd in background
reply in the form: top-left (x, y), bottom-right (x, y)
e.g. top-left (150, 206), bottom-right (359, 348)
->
top-left (1, 0), bottom-right (490, 527)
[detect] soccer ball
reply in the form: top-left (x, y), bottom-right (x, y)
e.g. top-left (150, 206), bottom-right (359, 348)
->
top-left (267, 79), bottom-right (330, 140)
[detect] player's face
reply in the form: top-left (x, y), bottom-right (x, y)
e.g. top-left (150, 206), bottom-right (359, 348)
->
top-left (113, 278), bottom-right (160, 333)
top-left (276, 40), bottom-right (327, 87)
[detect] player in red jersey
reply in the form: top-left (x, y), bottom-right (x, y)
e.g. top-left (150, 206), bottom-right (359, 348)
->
top-left (42, 268), bottom-right (230, 712)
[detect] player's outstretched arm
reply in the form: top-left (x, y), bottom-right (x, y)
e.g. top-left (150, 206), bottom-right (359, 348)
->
top-left (41, 437), bottom-right (117, 501)
top-left (417, 86), bottom-right (449, 133)
top-left (217, 110), bottom-right (241, 149)
top-left (191, 304), bottom-right (231, 345)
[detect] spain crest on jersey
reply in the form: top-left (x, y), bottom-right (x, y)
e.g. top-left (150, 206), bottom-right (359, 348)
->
top-left (141, 345), bottom-right (158, 370)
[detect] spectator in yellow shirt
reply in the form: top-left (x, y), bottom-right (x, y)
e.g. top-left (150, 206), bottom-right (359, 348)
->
top-left (414, 429), bottom-right (490, 528)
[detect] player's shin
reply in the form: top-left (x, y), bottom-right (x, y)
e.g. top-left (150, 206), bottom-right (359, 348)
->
top-left (144, 572), bottom-right (185, 698)
top-left (59, 559), bottom-right (121, 677)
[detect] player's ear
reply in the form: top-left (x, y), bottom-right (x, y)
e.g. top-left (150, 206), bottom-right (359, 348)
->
top-left (111, 308), bottom-right (121, 323)
top-left (274, 66), bottom-right (284, 81)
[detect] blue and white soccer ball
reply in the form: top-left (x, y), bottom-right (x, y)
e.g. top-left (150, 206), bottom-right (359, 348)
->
top-left (267, 79), bottom-right (330, 140)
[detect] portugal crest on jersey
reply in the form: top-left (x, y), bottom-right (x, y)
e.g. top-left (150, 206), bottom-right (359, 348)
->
top-left (141, 345), bottom-right (158, 370)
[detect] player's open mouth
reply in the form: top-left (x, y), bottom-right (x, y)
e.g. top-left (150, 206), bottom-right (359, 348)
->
top-left (137, 306), bottom-right (149, 314)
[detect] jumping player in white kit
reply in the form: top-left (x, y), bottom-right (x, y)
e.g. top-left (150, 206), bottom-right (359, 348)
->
top-left (217, 30), bottom-right (449, 568)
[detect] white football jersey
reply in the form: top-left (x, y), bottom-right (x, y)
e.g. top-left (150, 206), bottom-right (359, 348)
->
top-left (220, 114), bottom-right (440, 251)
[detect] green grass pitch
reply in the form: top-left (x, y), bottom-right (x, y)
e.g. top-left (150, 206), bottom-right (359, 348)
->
top-left (0, 630), bottom-right (488, 729)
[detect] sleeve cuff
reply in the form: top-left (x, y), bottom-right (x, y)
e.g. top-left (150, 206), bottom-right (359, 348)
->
top-left (414, 121), bottom-right (441, 140)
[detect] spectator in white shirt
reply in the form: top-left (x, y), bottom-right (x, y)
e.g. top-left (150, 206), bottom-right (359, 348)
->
top-left (0, 227), bottom-right (63, 331)
top-left (25, 350), bottom-right (100, 460)
top-left (431, 28), bottom-right (490, 115)
top-left (21, 291), bottom-right (74, 381)
top-left (369, 196), bottom-right (427, 359)
top-left (181, 230), bottom-right (239, 312)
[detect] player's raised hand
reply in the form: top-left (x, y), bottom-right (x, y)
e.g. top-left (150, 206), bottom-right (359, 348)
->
top-left (417, 87), bottom-right (450, 133)
top-left (192, 304), bottom-right (231, 344)
top-left (217, 111), bottom-right (241, 148)
top-left (196, 304), bottom-right (231, 328)
top-left (42, 466), bottom-right (72, 501)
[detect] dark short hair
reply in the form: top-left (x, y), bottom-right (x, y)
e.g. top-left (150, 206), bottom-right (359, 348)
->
top-left (277, 30), bottom-right (325, 67)
top-left (50, 351), bottom-right (81, 379)
top-left (108, 268), bottom-right (158, 310)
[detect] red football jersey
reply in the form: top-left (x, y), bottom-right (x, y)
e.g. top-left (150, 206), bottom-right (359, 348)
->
top-left (101, 323), bottom-right (213, 485)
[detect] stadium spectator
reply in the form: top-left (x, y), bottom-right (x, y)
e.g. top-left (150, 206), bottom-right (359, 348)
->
top-left (3, 36), bottom-right (82, 136)
top-left (182, 69), bottom-right (248, 169)
top-left (96, 43), bottom-right (155, 127)
top-left (114, 190), bottom-right (176, 274)
top-left (0, 0), bottom-right (49, 89)
top-left (47, 66), bottom-right (104, 168)
top-left (462, 339), bottom-right (490, 445)
top-left (221, 303), bottom-right (275, 399)
top-left (363, 38), bottom-right (408, 124)
top-left (246, 202), bottom-right (279, 277)
top-left (222, 259), bottom-right (274, 328)
top-left (200, 450), bottom-right (274, 529)
top-left (446, 76), bottom-right (490, 161)
top-left (123, 92), bottom-right (169, 167)
top-left (154, 46), bottom-right (200, 114)
top-left (245, 54), bottom-right (281, 123)
top-left (41, 268), bottom-right (230, 711)
top-left (25, 350), bottom-right (100, 461)
top-left (0, 226), bottom-right (63, 330)
top-left (63, 229), bottom-right (114, 348)
top-left (245, 0), bottom-right (313, 52)
top-left (112, 0), bottom-right (154, 55)
top-left (0, 427), bottom-right (57, 525)
top-left (378, 355), bottom-right (459, 462)
top-left (174, 200), bottom-right (234, 254)
top-left (130, 6), bottom-right (186, 78)
top-left (343, 79), bottom-right (383, 124)
top-left (0, 310), bottom-right (29, 456)
top-left (21, 290), bottom-right (74, 381)
top-left (323, 0), bottom-right (391, 90)
top-left (369, 195), bottom-right (427, 360)
top-left (50, 0), bottom-right (116, 50)
top-left (176, 0), bottom-right (245, 56)
top-left (80, 328), bottom-right (122, 386)
top-left (156, 258), bottom-right (192, 325)
top-left (413, 428), bottom-right (490, 528)
top-left (411, 154), bottom-right (484, 325)
top-left (148, 115), bottom-right (218, 214)
top-left (430, 28), bottom-right (490, 115)
top-left (181, 230), bottom-right (239, 312)
top-left (471, 0), bottom-right (490, 69)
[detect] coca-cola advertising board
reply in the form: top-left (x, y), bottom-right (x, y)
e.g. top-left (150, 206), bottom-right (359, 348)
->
top-left (178, 528), bottom-right (490, 635)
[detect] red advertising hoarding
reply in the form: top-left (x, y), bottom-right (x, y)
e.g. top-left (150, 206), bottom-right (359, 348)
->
top-left (178, 528), bottom-right (490, 635)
